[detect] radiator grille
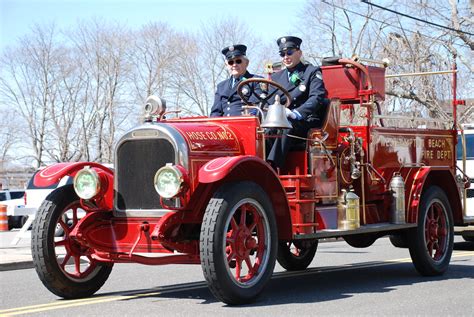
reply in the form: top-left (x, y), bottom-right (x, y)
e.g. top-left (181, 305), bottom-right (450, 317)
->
top-left (116, 139), bottom-right (175, 210)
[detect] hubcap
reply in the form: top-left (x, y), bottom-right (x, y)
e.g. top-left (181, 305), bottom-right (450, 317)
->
top-left (223, 198), bottom-right (270, 287)
top-left (424, 200), bottom-right (448, 262)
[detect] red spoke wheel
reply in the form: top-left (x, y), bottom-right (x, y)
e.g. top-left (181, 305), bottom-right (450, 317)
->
top-left (277, 240), bottom-right (318, 271)
top-left (408, 186), bottom-right (454, 276)
top-left (32, 185), bottom-right (112, 299)
top-left (200, 181), bottom-right (277, 305)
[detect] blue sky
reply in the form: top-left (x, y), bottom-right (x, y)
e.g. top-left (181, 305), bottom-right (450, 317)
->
top-left (1, 0), bottom-right (307, 52)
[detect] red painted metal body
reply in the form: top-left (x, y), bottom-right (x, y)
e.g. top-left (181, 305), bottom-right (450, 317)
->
top-left (34, 59), bottom-right (469, 267)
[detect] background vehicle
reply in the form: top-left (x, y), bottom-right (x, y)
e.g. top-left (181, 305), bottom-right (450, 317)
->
top-left (0, 189), bottom-right (25, 229)
top-left (23, 170), bottom-right (72, 215)
top-left (30, 56), bottom-right (471, 305)
top-left (457, 124), bottom-right (474, 241)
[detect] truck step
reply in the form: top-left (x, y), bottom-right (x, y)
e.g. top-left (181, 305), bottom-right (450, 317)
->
top-left (293, 222), bottom-right (417, 240)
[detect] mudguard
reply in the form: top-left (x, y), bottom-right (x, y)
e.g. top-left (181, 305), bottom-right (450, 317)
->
top-left (407, 167), bottom-right (431, 223)
top-left (34, 162), bottom-right (114, 210)
top-left (407, 166), bottom-right (462, 224)
top-left (34, 162), bottom-right (113, 187)
top-left (198, 155), bottom-right (292, 239)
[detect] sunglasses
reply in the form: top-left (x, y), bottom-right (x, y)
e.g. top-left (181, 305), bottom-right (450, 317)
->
top-left (227, 59), bottom-right (243, 66)
top-left (279, 49), bottom-right (297, 57)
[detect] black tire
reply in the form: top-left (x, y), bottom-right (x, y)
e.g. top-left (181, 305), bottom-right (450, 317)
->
top-left (31, 185), bottom-right (113, 299)
top-left (389, 233), bottom-right (409, 248)
top-left (277, 240), bottom-right (318, 271)
top-left (343, 234), bottom-right (377, 248)
top-left (19, 216), bottom-right (28, 228)
top-left (200, 181), bottom-right (278, 305)
top-left (408, 186), bottom-right (454, 276)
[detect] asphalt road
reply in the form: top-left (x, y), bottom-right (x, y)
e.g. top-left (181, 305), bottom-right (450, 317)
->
top-left (1, 237), bottom-right (473, 316)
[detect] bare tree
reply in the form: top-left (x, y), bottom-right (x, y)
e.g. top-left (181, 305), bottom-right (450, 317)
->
top-left (169, 17), bottom-right (258, 116)
top-left (68, 19), bottom-right (130, 163)
top-left (299, 0), bottom-right (473, 123)
top-left (128, 23), bottom-right (179, 104)
top-left (0, 110), bottom-right (21, 171)
top-left (0, 24), bottom-right (61, 168)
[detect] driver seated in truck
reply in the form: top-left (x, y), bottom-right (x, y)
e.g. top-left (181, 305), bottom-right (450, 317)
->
top-left (266, 36), bottom-right (329, 170)
top-left (210, 44), bottom-right (262, 117)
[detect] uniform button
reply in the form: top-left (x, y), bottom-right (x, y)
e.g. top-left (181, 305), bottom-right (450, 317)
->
top-left (227, 107), bottom-right (230, 110)
top-left (293, 97), bottom-right (296, 100)
top-left (227, 101), bottom-right (231, 104)
top-left (227, 114), bottom-right (230, 116)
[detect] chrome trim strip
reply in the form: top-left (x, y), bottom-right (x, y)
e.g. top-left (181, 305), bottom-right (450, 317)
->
top-left (113, 209), bottom-right (172, 218)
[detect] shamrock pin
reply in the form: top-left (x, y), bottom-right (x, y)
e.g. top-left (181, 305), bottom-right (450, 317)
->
top-left (289, 72), bottom-right (302, 86)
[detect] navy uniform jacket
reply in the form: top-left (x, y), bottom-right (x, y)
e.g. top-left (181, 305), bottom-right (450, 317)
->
top-left (266, 62), bottom-right (329, 169)
top-left (210, 71), bottom-right (262, 117)
top-left (270, 62), bottom-right (327, 125)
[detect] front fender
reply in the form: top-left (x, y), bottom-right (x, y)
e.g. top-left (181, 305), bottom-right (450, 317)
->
top-left (35, 162), bottom-right (114, 210)
top-left (34, 162), bottom-right (113, 187)
top-left (198, 155), bottom-right (292, 240)
top-left (199, 155), bottom-right (265, 183)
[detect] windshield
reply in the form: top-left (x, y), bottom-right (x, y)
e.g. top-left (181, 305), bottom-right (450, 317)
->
top-left (457, 133), bottom-right (474, 160)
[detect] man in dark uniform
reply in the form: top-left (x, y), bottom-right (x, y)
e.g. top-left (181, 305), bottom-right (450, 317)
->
top-left (210, 44), bottom-right (262, 117)
top-left (266, 36), bottom-right (329, 170)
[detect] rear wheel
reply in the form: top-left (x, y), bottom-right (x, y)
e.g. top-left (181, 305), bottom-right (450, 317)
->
top-left (31, 185), bottom-right (112, 299)
top-left (408, 186), bottom-right (453, 276)
top-left (277, 240), bottom-right (318, 271)
top-left (200, 182), bottom-right (277, 305)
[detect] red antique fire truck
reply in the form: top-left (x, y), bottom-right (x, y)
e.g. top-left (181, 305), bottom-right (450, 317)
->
top-left (31, 56), bottom-right (472, 304)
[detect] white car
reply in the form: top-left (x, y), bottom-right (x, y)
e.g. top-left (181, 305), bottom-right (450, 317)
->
top-left (457, 125), bottom-right (474, 242)
top-left (0, 189), bottom-right (26, 228)
top-left (24, 170), bottom-right (73, 212)
top-left (457, 125), bottom-right (474, 217)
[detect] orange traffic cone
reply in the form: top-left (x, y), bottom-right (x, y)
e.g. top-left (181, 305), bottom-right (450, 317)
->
top-left (0, 205), bottom-right (8, 231)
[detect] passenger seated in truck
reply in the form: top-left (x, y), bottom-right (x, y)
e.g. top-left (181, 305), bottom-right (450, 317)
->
top-left (210, 44), bottom-right (262, 117)
top-left (266, 36), bottom-right (329, 170)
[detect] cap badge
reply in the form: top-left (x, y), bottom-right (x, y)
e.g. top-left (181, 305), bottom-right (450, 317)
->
top-left (229, 46), bottom-right (234, 52)
top-left (281, 37), bottom-right (286, 44)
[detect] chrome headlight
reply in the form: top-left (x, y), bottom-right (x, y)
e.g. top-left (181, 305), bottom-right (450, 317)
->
top-left (74, 167), bottom-right (100, 199)
top-left (154, 164), bottom-right (183, 199)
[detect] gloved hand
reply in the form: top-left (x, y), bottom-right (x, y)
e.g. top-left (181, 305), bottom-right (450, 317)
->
top-left (285, 108), bottom-right (297, 119)
top-left (285, 108), bottom-right (303, 120)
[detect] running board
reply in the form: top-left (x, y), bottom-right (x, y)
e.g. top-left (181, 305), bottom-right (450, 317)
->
top-left (454, 225), bottom-right (474, 236)
top-left (293, 223), bottom-right (417, 240)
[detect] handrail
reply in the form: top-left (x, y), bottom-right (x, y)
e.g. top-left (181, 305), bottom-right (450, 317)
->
top-left (373, 115), bottom-right (453, 124)
top-left (385, 69), bottom-right (456, 78)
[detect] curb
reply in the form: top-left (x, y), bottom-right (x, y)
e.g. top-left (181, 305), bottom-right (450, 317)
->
top-left (0, 261), bottom-right (34, 272)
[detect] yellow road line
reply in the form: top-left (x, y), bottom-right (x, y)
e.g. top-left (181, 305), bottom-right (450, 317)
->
top-left (1, 251), bottom-right (473, 316)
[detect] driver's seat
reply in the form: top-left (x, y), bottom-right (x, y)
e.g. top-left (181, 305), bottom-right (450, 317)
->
top-left (308, 98), bottom-right (341, 149)
top-left (283, 99), bottom-right (340, 175)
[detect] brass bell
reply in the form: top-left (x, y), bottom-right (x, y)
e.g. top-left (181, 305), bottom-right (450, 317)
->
top-left (261, 95), bottom-right (292, 129)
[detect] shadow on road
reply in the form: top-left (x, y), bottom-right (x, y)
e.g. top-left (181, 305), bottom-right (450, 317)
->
top-left (454, 240), bottom-right (474, 251)
top-left (94, 242), bottom-right (473, 307)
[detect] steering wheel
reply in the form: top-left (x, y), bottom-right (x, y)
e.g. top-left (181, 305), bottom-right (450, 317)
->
top-left (237, 78), bottom-right (291, 109)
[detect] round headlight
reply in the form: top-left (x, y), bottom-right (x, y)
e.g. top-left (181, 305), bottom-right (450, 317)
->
top-left (74, 167), bottom-right (100, 199)
top-left (154, 164), bottom-right (183, 199)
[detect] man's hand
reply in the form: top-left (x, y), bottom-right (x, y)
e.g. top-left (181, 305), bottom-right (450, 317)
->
top-left (285, 108), bottom-right (302, 120)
